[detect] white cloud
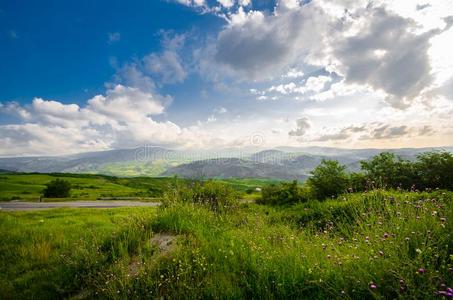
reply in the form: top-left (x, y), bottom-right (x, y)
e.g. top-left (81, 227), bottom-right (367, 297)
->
top-left (108, 32), bottom-right (121, 43)
top-left (0, 85), bottom-right (217, 156)
top-left (205, 0), bottom-right (453, 108)
top-left (175, 0), bottom-right (205, 7)
top-left (143, 50), bottom-right (187, 84)
top-left (217, 0), bottom-right (234, 8)
top-left (213, 107), bottom-right (227, 114)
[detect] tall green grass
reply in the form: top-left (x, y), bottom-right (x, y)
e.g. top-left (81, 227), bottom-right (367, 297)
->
top-left (0, 190), bottom-right (452, 299)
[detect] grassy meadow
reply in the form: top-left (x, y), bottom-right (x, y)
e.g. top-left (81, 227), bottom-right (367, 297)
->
top-left (1, 189), bottom-right (452, 299)
top-left (0, 173), bottom-right (266, 201)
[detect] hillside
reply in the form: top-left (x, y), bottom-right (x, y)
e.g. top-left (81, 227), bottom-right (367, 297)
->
top-left (161, 158), bottom-right (308, 180)
top-left (0, 146), bottom-right (451, 178)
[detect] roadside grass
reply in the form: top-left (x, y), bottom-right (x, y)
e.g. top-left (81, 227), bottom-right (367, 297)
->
top-left (0, 190), bottom-right (451, 299)
top-left (0, 207), bottom-right (157, 299)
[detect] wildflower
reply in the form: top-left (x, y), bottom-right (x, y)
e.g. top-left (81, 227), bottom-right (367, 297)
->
top-left (378, 251), bottom-right (384, 256)
top-left (417, 268), bottom-right (426, 274)
top-left (405, 237), bottom-right (410, 241)
top-left (370, 282), bottom-right (377, 289)
top-left (435, 288), bottom-right (453, 297)
top-left (383, 233), bottom-right (389, 239)
top-left (440, 217), bottom-right (446, 223)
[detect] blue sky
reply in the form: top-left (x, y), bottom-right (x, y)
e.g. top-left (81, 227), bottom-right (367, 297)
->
top-left (1, 0), bottom-right (453, 156)
top-left (0, 0), bottom-right (219, 105)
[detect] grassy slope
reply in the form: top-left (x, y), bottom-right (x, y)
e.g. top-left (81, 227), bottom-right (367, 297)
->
top-left (0, 174), bottom-right (273, 201)
top-left (0, 174), bottom-right (145, 201)
top-left (0, 190), bottom-right (452, 299)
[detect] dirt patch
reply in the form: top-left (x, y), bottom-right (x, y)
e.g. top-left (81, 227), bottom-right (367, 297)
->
top-left (126, 233), bottom-right (178, 278)
top-left (150, 233), bottom-right (178, 254)
top-left (128, 257), bottom-right (142, 277)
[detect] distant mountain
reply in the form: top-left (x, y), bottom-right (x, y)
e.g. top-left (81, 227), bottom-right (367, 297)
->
top-left (0, 147), bottom-right (174, 174)
top-left (161, 158), bottom-right (308, 180)
top-left (0, 146), bottom-right (451, 178)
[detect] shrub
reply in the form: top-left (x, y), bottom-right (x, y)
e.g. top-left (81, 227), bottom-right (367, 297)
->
top-left (43, 178), bottom-right (71, 198)
top-left (360, 152), bottom-right (416, 189)
top-left (258, 180), bottom-right (308, 205)
top-left (307, 159), bottom-right (348, 200)
top-left (348, 172), bottom-right (368, 192)
top-left (414, 150), bottom-right (453, 190)
top-left (162, 179), bottom-right (239, 213)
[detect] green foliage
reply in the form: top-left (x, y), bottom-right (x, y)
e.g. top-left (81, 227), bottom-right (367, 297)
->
top-left (308, 159), bottom-right (349, 200)
top-left (258, 180), bottom-right (308, 205)
top-left (348, 171), bottom-right (367, 192)
top-left (1, 191), bottom-right (452, 299)
top-left (360, 152), bottom-right (415, 189)
top-left (415, 151), bottom-right (453, 190)
top-left (43, 179), bottom-right (71, 198)
top-left (360, 151), bottom-right (453, 191)
top-left (162, 179), bottom-right (239, 213)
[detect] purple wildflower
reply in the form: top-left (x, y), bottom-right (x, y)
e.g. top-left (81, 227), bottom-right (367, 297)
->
top-left (417, 268), bottom-right (426, 274)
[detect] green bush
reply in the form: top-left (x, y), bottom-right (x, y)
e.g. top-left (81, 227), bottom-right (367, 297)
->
top-left (162, 179), bottom-right (239, 213)
top-left (360, 152), bottom-right (416, 189)
top-left (43, 178), bottom-right (71, 198)
top-left (348, 172), bottom-right (367, 192)
top-left (308, 159), bottom-right (349, 200)
top-left (258, 180), bottom-right (309, 205)
top-left (415, 150), bottom-right (453, 190)
top-left (359, 151), bottom-right (453, 191)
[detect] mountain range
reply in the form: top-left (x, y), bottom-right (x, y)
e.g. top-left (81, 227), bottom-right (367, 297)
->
top-left (0, 146), bottom-right (451, 180)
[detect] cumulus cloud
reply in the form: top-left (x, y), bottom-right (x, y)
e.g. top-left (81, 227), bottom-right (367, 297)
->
top-left (0, 85), bottom-right (216, 156)
top-left (204, 0), bottom-right (453, 108)
top-left (332, 7), bottom-right (438, 108)
top-left (214, 4), bottom-right (329, 80)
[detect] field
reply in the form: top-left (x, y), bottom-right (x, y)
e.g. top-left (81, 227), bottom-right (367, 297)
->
top-left (1, 189), bottom-right (452, 299)
top-left (0, 173), bottom-right (268, 201)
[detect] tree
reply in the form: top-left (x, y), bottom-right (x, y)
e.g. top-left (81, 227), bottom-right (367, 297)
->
top-left (308, 159), bottom-right (348, 200)
top-left (360, 152), bottom-right (415, 189)
top-left (415, 151), bottom-right (453, 190)
top-left (43, 179), bottom-right (71, 198)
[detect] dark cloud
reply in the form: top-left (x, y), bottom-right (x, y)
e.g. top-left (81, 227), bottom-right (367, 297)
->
top-left (416, 3), bottom-right (431, 10)
top-left (335, 7), bottom-right (434, 108)
top-left (289, 116), bottom-right (311, 136)
top-left (211, 2), bottom-right (451, 108)
top-left (214, 4), bottom-right (330, 79)
top-left (419, 125), bottom-right (435, 136)
top-left (312, 125), bottom-right (366, 142)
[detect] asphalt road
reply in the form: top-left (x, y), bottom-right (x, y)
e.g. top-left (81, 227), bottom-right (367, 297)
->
top-left (0, 201), bottom-right (161, 211)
